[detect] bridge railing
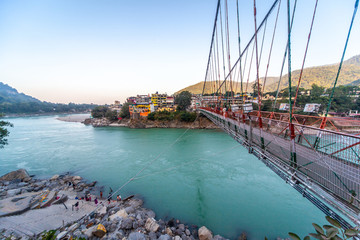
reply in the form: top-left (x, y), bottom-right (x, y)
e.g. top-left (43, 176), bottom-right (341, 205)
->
top-left (200, 107), bottom-right (360, 216)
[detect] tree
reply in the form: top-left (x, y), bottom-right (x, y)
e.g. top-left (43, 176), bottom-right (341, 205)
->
top-left (105, 109), bottom-right (118, 121)
top-left (0, 114), bottom-right (13, 148)
top-left (91, 106), bottom-right (108, 118)
top-left (175, 91), bottom-right (192, 111)
top-left (120, 102), bottom-right (131, 119)
top-left (252, 82), bottom-right (262, 99)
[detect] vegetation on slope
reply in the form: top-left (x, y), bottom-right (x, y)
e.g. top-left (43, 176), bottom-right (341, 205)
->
top-left (0, 82), bottom-right (97, 114)
top-left (175, 55), bottom-right (360, 95)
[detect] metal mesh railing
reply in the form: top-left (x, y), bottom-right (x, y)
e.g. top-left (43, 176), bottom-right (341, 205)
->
top-left (200, 108), bottom-right (360, 218)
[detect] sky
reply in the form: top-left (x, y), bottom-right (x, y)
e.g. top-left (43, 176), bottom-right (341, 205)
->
top-left (0, 0), bottom-right (359, 104)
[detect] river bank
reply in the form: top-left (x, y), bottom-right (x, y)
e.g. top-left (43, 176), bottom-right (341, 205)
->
top-left (3, 112), bottom-right (91, 119)
top-left (82, 116), bottom-right (219, 129)
top-left (0, 169), bottom-right (232, 240)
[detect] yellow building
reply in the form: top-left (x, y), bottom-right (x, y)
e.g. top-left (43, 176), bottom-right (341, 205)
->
top-left (151, 92), bottom-right (167, 107)
top-left (129, 104), bottom-right (151, 117)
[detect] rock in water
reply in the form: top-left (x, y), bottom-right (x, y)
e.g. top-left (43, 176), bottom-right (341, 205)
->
top-left (238, 232), bottom-right (247, 240)
top-left (145, 218), bottom-right (160, 232)
top-left (198, 226), bottom-right (213, 240)
top-left (0, 169), bottom-right (30, 182)
top-left (50, 175), bottom-right (60, 181)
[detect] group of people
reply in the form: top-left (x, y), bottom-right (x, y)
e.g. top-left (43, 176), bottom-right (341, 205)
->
top-left (72, 187), bottom-right (121, 211)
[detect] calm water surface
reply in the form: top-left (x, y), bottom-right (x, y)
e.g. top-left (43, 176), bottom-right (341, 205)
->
top-left (0, 115), bottom-right (328, 239)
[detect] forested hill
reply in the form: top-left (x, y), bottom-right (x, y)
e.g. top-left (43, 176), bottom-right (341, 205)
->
top-left (0, 82), bottom-right (41, 103)
top-left (0, 82), bottom-right (97, 114)
top-left (175, 55), bottom-right (360, 95)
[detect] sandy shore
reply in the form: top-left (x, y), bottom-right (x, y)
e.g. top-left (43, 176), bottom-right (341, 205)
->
top-left (56, 114), bottom-right (91, 123)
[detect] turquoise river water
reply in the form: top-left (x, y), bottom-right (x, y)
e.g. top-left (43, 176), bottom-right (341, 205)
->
top-left (0, 115), bottom-right (329, 239)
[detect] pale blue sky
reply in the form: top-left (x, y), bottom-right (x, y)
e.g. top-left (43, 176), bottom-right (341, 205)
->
top-left (0, 0), bottom-right (359, 104)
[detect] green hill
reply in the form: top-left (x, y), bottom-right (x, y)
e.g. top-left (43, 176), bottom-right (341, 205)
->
top-left (0, 82), bottom-right (41, 103)
top-left (176, 55), bottom-right (360, 94)
top-left (0, 82), bottom-right (97, 114)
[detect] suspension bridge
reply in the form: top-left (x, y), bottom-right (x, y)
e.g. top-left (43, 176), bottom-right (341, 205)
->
top-left (198, 0), bottom-right (360, 229)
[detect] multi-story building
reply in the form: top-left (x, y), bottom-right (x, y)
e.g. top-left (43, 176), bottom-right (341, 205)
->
top-left (166, 96), bottom-right (175, 108)
top-left (151, 92), bottom-right (167, 107)
top-left (129, 103), bottom-right (154, 118)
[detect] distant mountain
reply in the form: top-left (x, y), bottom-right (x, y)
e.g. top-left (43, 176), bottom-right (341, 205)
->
top-left (175, 55), bottom-right (360, 95)
top-left (0, 82), bottom-right (41, 103)
top-left (0, 82), bottom-right (97, 114)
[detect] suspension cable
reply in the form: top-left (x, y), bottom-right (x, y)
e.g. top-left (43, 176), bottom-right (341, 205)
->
top-left (258, 18), bottom-right (268, 70)
top-left (219, 3), bottom-right (228, 97)
top-left (202, 0), bottom-right (221, 96)
top-left (262, 0), bottom-right (282, 93)
top-left (225, 0), bottom-right (234, 105)
top-left (236, 0), bottom-right (244, 106)
top-left (271, 0), bottom-right (298, 111)
top-left (253, 0), bottom-right (263, 125)
top-left (323, 0), bottom-right (359, 123)
top-left (214, 0), bottom-right (280, 97)
top-left (292, 0), bottom-right (319, 114)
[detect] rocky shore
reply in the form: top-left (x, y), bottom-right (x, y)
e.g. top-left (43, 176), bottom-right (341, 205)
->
top-left (83, 116), bottom-right (219, 129)
top-left (0, 169), bottom-right (230, 240)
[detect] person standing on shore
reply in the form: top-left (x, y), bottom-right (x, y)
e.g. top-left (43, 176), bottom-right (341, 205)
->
top-left (107, 193), bottom-right (112, 204)
top-left (100, 191), bottom-right (103, 199)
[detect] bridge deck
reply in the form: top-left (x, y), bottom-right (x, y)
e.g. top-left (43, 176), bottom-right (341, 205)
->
top-left (200, 108), bottom-right (360, 227)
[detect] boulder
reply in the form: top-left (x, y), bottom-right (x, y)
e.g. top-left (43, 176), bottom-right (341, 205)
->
top-left (17, 182), bottom-right (28, 187)
top-left (178, 224), bottom-right (185, 232)
top-left (109, 209), bottom-right (128, 221)
top-left (198, 226), bottom-right (213, 240)
top-left (7, 189), bottom-right (21, 197)
top-left (97, 206), bottom-right (107, 215)
top-left (23, 177), bottom-right (32, 182)
top-left (145, 218), bottom-right (160, 232)
top-left (68, 223), bottom-right (80, 232)
top-left (238, 232), bottom-right (247, 240)
top-left (108, 223), bottom-right (117, 233)
top-left (145, 210), bottom-right (156, 219)
top-left (125, 206), bottom-right (135, 214)
top-left (175, 236), bottom-right (181, 240)
top-left (185, 229), bottom-right (191, 236)
top-left (120, 218), bottom-right (133, 229)
top-left (165, 227), bottom-right (173, 236)
top-left (92, 224), bottom-right (107, 238)
top-left (213, 235), bottom-right (228, 240)
top-left (175, 228), bottom-right (183, 236)
top-left (56, 231), bottom-right (68, 240)
top-left (158, 234), bottom-right (172, 240)
top-left (128, 232), bottom-right (146, 240)
top-left (83, 226), bottom-right (96, 238)
top-left (50, 175), bottom-right (60, 181)
top-left (73, 230), bottom-right (82, 237)
top-left (128, 198), bottom-right (143, 208)
top-left (72, 176), bottom-right (82, 181)
top-left (149, 231), bottom-right (157, 240)
top-left (0, 169), bottom-right (30, 182)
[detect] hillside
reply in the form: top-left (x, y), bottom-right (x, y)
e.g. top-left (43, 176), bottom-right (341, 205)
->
top-left (0, 82), bottom-right (41, 103)
top-left (0, 82), bottom-right (97, 114)
top-left (175, 55), bottom-right (360, 94)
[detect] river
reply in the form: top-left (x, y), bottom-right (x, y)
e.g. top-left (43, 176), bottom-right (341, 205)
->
top-left (0, 114), bottom-right (328, 239)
